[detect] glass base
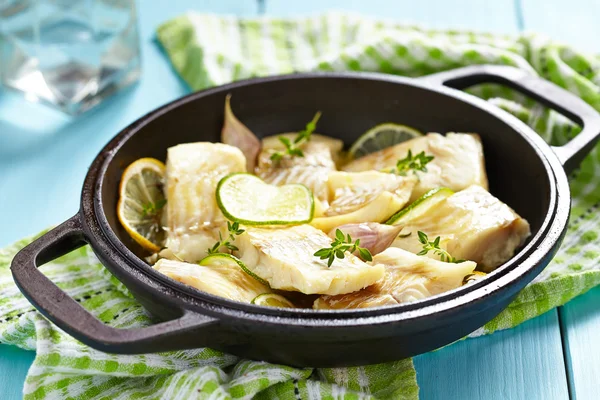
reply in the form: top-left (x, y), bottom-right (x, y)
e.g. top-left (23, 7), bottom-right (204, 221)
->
top-left (0, 0), bottom-right (141, 115)
top-left (3, 62), bottom-right (141, 116)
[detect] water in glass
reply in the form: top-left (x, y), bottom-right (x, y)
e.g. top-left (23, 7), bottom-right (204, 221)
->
top-left (0, 0), bottom-right (141, 114)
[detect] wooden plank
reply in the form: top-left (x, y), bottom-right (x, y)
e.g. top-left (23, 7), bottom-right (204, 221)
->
top-left (414, 312), bottom-right (570, 400)
top-left (264, 0), bottom-right (520, 33)
top-left (559, 288), bottom-right (600, 400)
top-left (521, 2), bottom-right (600, 398)
top-left (521, 0), bottom-right (600, 53)
top-left (0, 345), bottom-right (35, 400)
top-left (0, 1), bottom-right (258, 398)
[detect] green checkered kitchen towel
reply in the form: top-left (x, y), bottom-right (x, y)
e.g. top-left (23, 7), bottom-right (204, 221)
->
top-left (3, 11), bottom-right (600, 399)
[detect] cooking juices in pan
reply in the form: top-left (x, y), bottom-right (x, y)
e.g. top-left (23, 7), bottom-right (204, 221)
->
top-left (118, 96), bottom-right (531, 310)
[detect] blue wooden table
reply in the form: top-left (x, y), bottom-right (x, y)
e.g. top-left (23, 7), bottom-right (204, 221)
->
top-left (1, 1), bottom-right (598, 399)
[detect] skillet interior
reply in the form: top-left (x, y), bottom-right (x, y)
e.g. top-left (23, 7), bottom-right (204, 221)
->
top-left (101, 75), bottom-right (552, 264)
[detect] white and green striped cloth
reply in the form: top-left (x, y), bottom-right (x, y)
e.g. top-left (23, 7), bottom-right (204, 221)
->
top-left (3, 11), bottom-right (600, 399)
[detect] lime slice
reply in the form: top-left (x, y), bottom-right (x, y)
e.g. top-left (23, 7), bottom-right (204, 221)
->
top-left (251, 293), bottom-right (295, 308)
top-left (349, 123), bottom-right (423, 159)
top-left (117, 158), bottom-right (167, 252)
top-left (386, 187), bottom-right (454, 226)
top-left (216, 173), bottom-right (314, 225)
top-left (199, 253), bottom-right (269, 287)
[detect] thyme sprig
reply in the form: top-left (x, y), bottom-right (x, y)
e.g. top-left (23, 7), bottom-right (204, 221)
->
top-left (416, 231), bottom-right (464, 263)
top-left (270, 111), bottom-right (321, 162)
top-left (207, 221), bottom-right (245, 255)
top-left (314, 229), bottom-right (373, 267)
top-left (391, 150), bottom-right (434, 176)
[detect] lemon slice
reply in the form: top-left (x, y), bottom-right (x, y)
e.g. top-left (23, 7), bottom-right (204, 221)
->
top-left (199, 253), bottom-right (269, 286)
top-left (462, 271), bottom-right (487, 285)
top-left (216, 173), bottom-right (314, 225)
top-left (386, 187), bottom-right (454, 226)
top-left (117, 158), bottom-right (167, 252)
top-left (349, 123), bottom-right (423, 159)
top-left (251, 293), bottom-right (295, 308)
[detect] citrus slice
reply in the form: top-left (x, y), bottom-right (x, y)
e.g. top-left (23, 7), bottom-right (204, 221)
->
top-left (117, 158), bottom-right (167, 252)
top-left (462, 271), bottom-right (487, 285)
top-left (386, 187), bottom-right (454, 226)
top-left (349, 123), bottom-right (423, 159)
top-left (216, 173), bottom-right (314, 225)
top-left (251, 293), bottom-right (295, 308)
top-left (199, 253), bottom-right (269, 286)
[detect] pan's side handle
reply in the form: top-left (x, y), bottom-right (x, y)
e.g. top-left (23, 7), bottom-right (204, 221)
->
top-left (10, 214), bottom-right (216, 354)
top-left (419, 65), bottom-right (600, 173)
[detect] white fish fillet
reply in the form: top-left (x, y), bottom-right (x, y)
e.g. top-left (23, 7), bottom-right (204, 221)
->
top-left (154, 259), bottom-right (268, 303)
top-left (392, 185), bottom-right (531, 271)
top-left (255, 133), bottom-right (343, 211)
top-left (313, 247), bottom-right (476, 309)
top-left (163, 142), bottom-right (246, 262)
top-left (234, 224), bottom-right (385, 295)
top-left (311, 171), bottom-right (416, 233)
top-left (342, 133), bottom-right (488, 201)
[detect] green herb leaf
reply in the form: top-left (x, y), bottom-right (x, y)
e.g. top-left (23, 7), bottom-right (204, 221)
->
top-left (314, 248), bottom-right (330, 257)
top-left (270, 152), bottom-right (283, 162)
top-left (358, 248), bottom-right (373, 262)
top-left (279, 136), bottom-right (292, 147)
top-left (290, 148), bottom-right (304, 157)
top-left (327, 254), bottom-right (335, 267)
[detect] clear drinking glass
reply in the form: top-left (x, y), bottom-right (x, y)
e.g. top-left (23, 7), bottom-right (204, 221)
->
top-left (0, 0), bottom-right (141, 115)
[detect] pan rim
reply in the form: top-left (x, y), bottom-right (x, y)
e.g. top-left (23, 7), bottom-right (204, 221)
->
top-left (83, 71), bottom-right (569, 325)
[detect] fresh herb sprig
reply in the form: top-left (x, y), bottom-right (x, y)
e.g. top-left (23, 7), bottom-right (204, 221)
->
top-left (314, 229), bottom-right (373, 267)
top-left (416, 231), bottom-right (463, 263)
top-left (141, 199), bottom-right (167, 218)
top-left (207, 221), bottom-right (245, 255)
top-left (270, 111), bottom-right (322, 162)
top-left (391, 150), bottom-right (434, 176)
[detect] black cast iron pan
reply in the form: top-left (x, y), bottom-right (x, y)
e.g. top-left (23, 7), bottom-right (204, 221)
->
top-left (10, 66), bottom-right (600, 367)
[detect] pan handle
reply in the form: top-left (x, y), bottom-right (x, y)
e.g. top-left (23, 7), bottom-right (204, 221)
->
top-left (10, 214), bottom-right (217, 354)
top-left (419, 65), bottom-right (600, 173)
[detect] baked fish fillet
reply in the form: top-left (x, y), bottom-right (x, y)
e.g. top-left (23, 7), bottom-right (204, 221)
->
top-left (154, 258), bottom-right (268, 303)
top-left (342, 133), bottom-right (488, 201)
top-left (391, 185), bottom-right (530, 271)
top-left (234, 224), bottom-right (385, 295)
top-left (163, 142), bottom-right (246, 262)
top-left (255, 133), bottom-right (343, 212)
top-left (311, 171), bottom-right (416, 232)
top-left (314, 247), bottom-right (476, 309)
